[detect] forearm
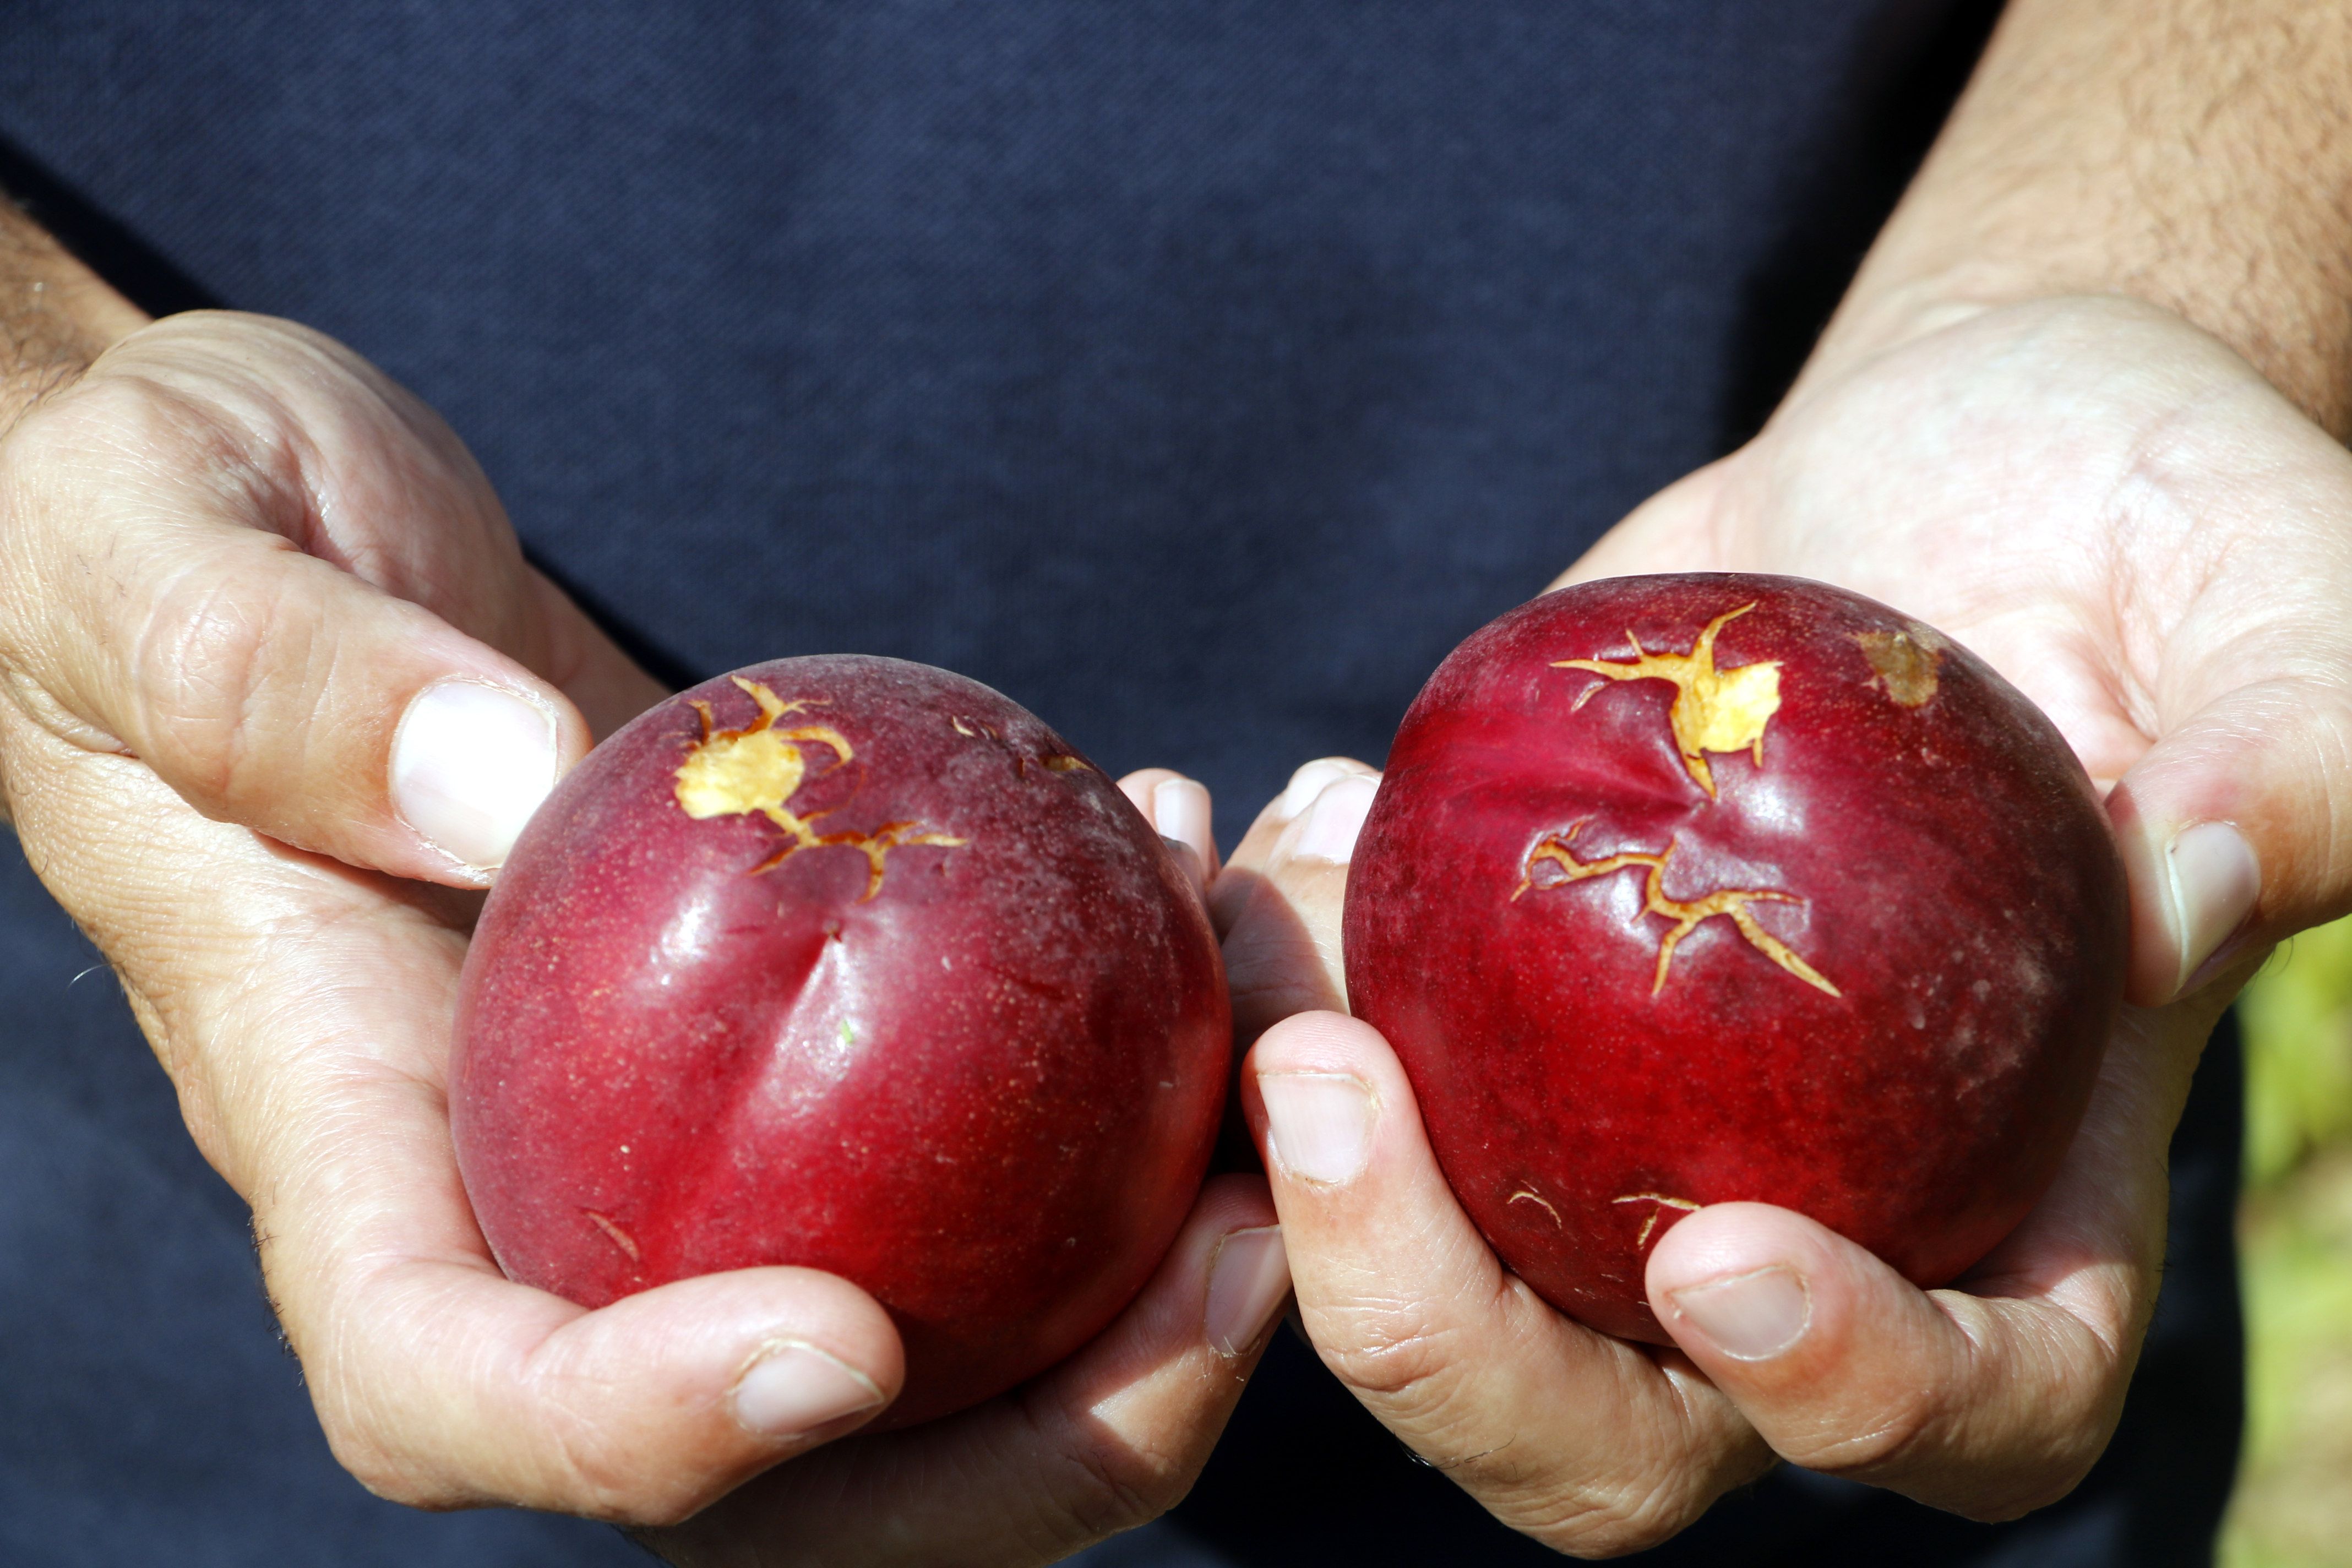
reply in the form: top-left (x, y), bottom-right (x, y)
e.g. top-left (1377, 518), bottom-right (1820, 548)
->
top-left (1803, 0), bottom-right (2352, 436)
top-left (0, 199), bottom-right (142, 431)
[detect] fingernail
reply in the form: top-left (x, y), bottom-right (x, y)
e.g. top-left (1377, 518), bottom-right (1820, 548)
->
top-left (391, 680), bottom-right (560, 870)
top-left (1665, 1265), bottom-right (1811, 1361)
top-left (1258, 1072), bottom-right (1376, 1184)
top-left (1154, 777), bottom-right (1215, 868)
top-left (1204, 1225), bottom-right (1291, 1357)
top-left (2163, 821), bottom-right (2260, 996)
top-left (1278, 759), bottom-right (1360, 819)
top-left (731, 1340), bottom-right (887, 1439)
top-left (1162, 835), bottom-right (1210, 901)
top-left (1288, 775), bottom-right (1377, 865)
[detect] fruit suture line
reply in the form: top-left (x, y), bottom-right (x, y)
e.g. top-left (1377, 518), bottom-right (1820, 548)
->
top-left (1514, 823), bottom-right (1841, 997)
top-left (1554, 602), bottom-right (1782, 798)
top-left (674, 677), bottom-right (965, 900)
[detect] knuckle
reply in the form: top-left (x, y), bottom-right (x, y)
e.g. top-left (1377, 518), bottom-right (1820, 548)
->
top-left (1016, 1392), bottom-right (1188, 1548)
top-left (533, 1398), bottom-right (687, 1522)
top-left (309, 1391), bottom-right (470, 1512)
top-left (1487, 1424), bottom-right (1760, 1559)
top-left (1317, 1297), bottom-right (1470, 1423)
top-left (1781, 1388), bottom-right (1946, 1477)
top-left (1520, 1483), bottom-right (1714, 1560)
top-left (505, 1336), bottom-right (724, 1525)
top-left (130, 544), bottom-right (312, 804)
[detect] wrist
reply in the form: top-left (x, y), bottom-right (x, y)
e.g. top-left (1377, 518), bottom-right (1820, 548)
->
top-left (1781, 0), bottom-right (2352, 439)
top-left (0, 203), bottom-right (143, 434)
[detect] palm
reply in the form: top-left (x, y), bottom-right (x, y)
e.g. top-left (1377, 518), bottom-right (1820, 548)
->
top-left (1209, 298), bottom-right (2352, 1547)
top-left (5, 315), bottom-right (1281, 1558)
top-left (1555, 293), bottom-right (2347, 1502)
top-left (1567, 296), bottom-right (2352, 805)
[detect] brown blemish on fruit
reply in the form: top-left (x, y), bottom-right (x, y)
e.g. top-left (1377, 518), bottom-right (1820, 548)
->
top-left (1515, 820), bottom-right (1839, 997)
top-left (677, 677), bottom-right (965, 900)
top-left (1555, 603), bottom-right (1781, 798)
top-left (1509, 1188), bottom-right (1564, 1227)
top-left (1856, 628), bottom-right (1941, 707)
top-left (1042, 755), bottom-right (1088, 773)
top-left (584, 1209), bottom-right (641, 1262)
top-left (1613, 1192), bottom-right (1701, 1247)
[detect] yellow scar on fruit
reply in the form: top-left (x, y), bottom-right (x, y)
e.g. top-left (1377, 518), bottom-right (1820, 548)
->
top-left (676, 676), bottom-right (965, 900)
top-left (1612, 1192), bottom-right (1701, 1247)
top-left (1514, 820), bottom-right (1839, 997)
top-left (1509, 1188), bottom-right (1564, 1227)
top-left (1555, 602), bottom-right (1781, 797)
top-left (582, 1208), bottom-right (641, 1262)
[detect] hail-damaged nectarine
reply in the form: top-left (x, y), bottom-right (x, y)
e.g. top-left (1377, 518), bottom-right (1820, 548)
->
top-left (452, 656), bottom-right (1228, 1425)
top-left (1343, 575), bottom-right (2125, 1343)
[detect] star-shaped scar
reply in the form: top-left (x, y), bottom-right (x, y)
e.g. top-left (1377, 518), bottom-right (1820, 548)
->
top-left (1514, 819), bottom-right (1839, 997)
top-left (1555, 602), bottom-right (1781, 798)
top-left (673, 676), bottom-right (964, 899)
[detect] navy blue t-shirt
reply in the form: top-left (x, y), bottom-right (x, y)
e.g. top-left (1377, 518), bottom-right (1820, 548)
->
top-left (0, 4), bottom-right (2239, 1564)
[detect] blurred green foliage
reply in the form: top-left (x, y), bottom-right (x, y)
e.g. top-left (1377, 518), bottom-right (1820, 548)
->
top-left (2244, 918), bottom-right (2352, 1189)
top-left (2223, 918), bottom-right (2352, 1567)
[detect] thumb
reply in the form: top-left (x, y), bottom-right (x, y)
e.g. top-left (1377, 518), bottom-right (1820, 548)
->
top-left (0, 318), bottom-right (591, 885)
top-left (2108, 667), bottom-right (2345, 1004)
top-left (2106, 415), bottom-right (2352, 1004)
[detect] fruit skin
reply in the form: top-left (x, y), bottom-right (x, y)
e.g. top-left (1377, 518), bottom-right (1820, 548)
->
top-left (1343, 574), bottom-right (2124, 1343)
top-left (453, 656), bottom-right (1228, 1426)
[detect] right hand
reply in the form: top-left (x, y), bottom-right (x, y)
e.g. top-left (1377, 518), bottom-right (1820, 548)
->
top-left (1208, 297), bottom-right (2340, 1552)
top-left (0, 311), bottom-right (1286, 1562)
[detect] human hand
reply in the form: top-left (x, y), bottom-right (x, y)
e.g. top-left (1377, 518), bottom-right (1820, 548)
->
top-left (1215, 296), bottom-right (2345, 1550)
top-left (0, 312), bottom-right (1283, 1559)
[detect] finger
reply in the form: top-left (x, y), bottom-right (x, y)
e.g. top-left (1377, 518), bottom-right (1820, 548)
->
top-left (647, 1175), bottom-right (1287, 1568)
top-left (1246, 1011), bottom-right (1767, 1556)
top-left (0, 314), bottom-right (595, 883)
top-left (1646, 1205), bottom-right (2124, 1521)
top-left (2107, 564), bottom-right (2352, 1002)
top-left (314, 1256), bottom-right (906, 1522)
top-left (1117, 767), bottom-right (1219, 898)
top-left (0, 713), bottom-right (903, 1523)
top-left (525, 565), bottom-right (670, 740)
top-left (1647, 992), bottom-right (2224, 1520)
top-left (2012, 363), bottom-right (2352, 1004)
top-left (290, 1049), bottom-right (908, 1521)
top-left (1212, 758), bottom-right (1378, 1046)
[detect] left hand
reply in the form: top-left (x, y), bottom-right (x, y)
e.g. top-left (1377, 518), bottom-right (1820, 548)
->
top-left (1215, 294), bottom-right (2352, 1550)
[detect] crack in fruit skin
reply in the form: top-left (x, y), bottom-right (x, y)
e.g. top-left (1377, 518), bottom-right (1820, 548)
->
top-left (1514, 819), bottom-right (1840, 997)
top-left (582, 1208), bottom-right (641, 1262)
top-left (1611, 1192), bottom-right (1701, 1246)
top-left (1509, 1188), bottom-right (1564, 1226)
top-left (950, 714), bottom-right (1096, 781)
top-left (676, 676), bottom-right (965, 899)
top-left (1554, 602), bottom-right (1782, 798)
